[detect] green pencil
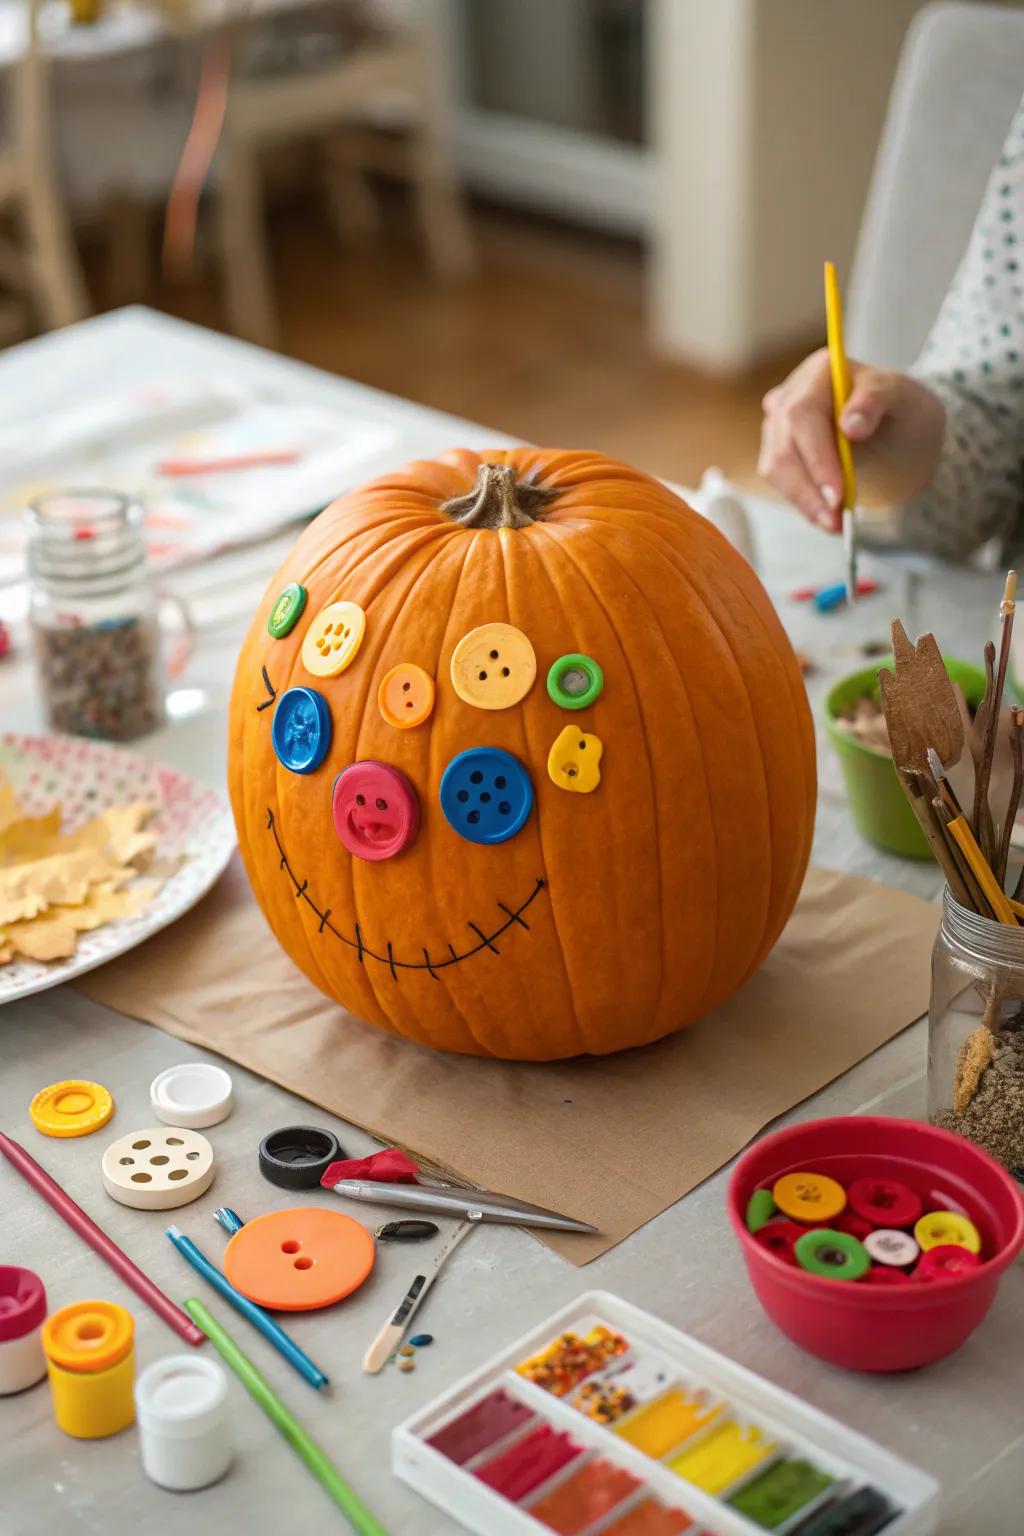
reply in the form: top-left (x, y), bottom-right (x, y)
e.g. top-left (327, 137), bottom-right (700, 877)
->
top-left (184, 1298), bottom-right (389, 1536)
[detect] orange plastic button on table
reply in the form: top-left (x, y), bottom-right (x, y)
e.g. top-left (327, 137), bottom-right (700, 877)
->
top-left (224, 1207), bottom-right (375, 1311)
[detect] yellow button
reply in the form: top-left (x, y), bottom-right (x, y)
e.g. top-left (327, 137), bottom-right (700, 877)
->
top-left (772, 1171), bottom-right (846, 1223)
top-left (30, 1079), bottom-right (114, 1138)
top-left (301, 601), bottom-right (366, 678)
top-left (378, 663), bottom-right (435, 729)
top-left (450, 622), bottom-right (536, 710)
top-left (915, 1210), bottom-right (982, 1254)
top-left (547, 725), bottom-right (603, 793)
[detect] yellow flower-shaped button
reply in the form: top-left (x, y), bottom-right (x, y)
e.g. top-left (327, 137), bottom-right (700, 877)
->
top-left (450, 622), bottom-right (536, 710)
top-left (301, 601), bottom-right (366, 678)
top-left (915, 1210), bottom-right (981, 1254)
top-left (547, 725), bottom-right (603, 793)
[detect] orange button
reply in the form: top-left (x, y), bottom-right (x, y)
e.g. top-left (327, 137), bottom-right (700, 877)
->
top-left (772, 1171), bottom-right (846, 1223)
top-left (223, 1207), bottom-right (375, 1311)
top-left (378, 663), bottom-right (435, 729)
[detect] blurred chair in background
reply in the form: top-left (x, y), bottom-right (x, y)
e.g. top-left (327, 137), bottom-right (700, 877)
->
top-left (215, 0), bottom-right (474, 346)
top-left (0, 0), bottom-right (90, 339)
top-left (848, 0), bottom-right (1024, 369)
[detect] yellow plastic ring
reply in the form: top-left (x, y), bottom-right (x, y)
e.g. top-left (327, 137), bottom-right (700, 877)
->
top-left (30, 1080), bottom-right (114, 1139)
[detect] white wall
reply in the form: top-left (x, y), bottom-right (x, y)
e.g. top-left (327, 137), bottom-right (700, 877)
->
top-left (649, 0), bottom-right (928, 373)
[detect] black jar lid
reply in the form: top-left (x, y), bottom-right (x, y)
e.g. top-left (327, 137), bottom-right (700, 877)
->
top-left (259, 1126), bottom-right (342, 1190)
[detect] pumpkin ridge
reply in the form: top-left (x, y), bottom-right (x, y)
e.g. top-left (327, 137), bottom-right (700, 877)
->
top-left (533, 520), bottom-right (681, 1034)
top-left (499, 525), bottom-right (585, 1055)
top-left (522, 522), bottom-right (657, 1049)
top-left (616, 513), bottom-right (814, 960)
top-left (597, 515), bottom-right (777, 995)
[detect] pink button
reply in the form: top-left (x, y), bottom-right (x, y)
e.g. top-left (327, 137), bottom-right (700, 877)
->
top-left (332, 762), bottom-right (419, 862)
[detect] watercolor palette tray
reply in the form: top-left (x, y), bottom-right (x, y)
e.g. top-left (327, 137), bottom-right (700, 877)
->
top-left (393, 1292), bottom-right (939, 1536)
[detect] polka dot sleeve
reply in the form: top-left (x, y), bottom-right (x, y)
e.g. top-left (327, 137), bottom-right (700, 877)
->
top-left (901, 96), bottom-right (1024, 560)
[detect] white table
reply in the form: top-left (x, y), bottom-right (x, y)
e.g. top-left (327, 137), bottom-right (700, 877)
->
top-left (1, 309), bottom-right (1020, 1536)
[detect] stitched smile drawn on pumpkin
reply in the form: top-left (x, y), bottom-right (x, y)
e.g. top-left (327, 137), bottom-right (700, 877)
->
top-left (265, 808), bottom-right (544, 980)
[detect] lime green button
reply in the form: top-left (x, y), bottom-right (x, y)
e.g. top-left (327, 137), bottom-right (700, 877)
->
top-left (547, 653), bottom-right (603, 710)
top-left (793, 1228), bottom-right (869, 1281)
top-left (268, 583), bottom-right (307, 638)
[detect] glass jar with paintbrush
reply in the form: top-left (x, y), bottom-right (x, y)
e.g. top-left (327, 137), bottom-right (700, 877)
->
top-left (884, 573), bottom-right (1024, 1170)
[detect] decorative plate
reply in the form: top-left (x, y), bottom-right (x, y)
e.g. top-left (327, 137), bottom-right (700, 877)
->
top-left (0, 732), bottom-right (235, 1005)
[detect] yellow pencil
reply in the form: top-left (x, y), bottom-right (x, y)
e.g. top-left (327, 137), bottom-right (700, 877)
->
top-left (945, 815), bottom-right (1018, 925)
top-left (824, 260), bottom-right (857, 603)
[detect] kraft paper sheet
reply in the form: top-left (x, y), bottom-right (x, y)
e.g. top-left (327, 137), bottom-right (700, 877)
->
top-left (77, 858), bottom-right (939, 1263)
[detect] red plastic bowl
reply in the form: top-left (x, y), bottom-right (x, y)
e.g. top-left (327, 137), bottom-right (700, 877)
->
top-left (727, 1116), bottom-right (1024, 1371)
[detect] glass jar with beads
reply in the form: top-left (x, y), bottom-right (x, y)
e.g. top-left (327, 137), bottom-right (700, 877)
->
top-left (928, 888), bottom-right (1024, 1172)
top-left (27, 490), bottom-right (164, 742)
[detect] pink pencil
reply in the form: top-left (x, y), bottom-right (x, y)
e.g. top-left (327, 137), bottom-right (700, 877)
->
top-left (0, 1133), bottom-right (203, 1347)
top-left (157, 450), bottom-right (299, 477)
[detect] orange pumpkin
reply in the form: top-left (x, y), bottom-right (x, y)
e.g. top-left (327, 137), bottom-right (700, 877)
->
top-left (228, 449), bottom-right (815, 1060)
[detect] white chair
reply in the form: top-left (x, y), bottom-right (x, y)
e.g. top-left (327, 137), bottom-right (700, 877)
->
top-left (847, 1), bottom-right (1024, 370)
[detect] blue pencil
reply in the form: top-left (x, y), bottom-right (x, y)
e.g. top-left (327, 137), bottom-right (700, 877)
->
top-left (166, 1225), bottom-right (329, 1391)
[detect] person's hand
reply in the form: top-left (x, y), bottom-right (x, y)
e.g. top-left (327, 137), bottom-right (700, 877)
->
top-left (758, 348), bottom-right (947, 532)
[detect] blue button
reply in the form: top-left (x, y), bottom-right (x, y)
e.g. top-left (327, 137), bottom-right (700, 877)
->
top-left (271, 686), bottom-right (332, 774)
top-left (439, 747), bottom-right (533, 844)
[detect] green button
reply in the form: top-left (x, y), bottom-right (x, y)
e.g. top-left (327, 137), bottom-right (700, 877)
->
top-left (793, 1228), bottom-right (869, 1281)
top-left (729, 1457), bottom-right (833, 1529)
top-left (547, 653), bottom-right (603, 710)
top-left (746, 1188), bottom-right (778, 1233)
top-left (268, 582), bottom-right (308, 638)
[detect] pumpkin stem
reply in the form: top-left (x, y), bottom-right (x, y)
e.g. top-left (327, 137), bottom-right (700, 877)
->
top-left (440, 462), bottom-right (558, 531)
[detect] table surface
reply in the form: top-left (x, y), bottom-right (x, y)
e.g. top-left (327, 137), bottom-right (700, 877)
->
top-left (1, 308), bottom-right (1020, 1536)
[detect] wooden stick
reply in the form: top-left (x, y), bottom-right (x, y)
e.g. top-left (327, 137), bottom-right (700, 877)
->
top-left (995, 706), bottom-right (1024, 890)
top-left (901, 770), bottom-right (972, 906)
top-left (974, 572), bottom-right (1016, 861)
top-left (972, 638), bottom-right (998, 853)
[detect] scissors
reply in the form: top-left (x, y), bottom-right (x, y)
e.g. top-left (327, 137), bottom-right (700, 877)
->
top-left (824, 261), bottom-right (858, 604)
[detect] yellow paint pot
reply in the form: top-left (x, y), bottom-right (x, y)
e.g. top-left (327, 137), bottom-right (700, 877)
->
top-left (42, 1301), bottom-right (135, 1439)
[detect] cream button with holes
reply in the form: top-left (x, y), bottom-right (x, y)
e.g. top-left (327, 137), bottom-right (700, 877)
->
top-left (301, 600), bottom-right (366, 678)
top-left (102, 1128), bottom-right (214, 1210)
top-left (450, 622), bottom-right (536, 709)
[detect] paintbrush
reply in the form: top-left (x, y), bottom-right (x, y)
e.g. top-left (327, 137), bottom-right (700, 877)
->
top-left (902, 769), bottom-right (973, 907)
top-left (929, 749), bottom-right (1018, 924)
top-left (974, 572), bottom-right (1017, 861)
top-left (997, 705), bottom-right (1024, 891)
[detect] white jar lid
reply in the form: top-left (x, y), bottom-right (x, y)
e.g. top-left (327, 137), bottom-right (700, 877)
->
top-left (150, 1064), bottom-right (233, 1129)
top-left (135, 1354), bottom-right (229, 1440)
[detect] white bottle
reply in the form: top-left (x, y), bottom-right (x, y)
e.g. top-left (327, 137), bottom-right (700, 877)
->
top-left (0, 1266), bottom-right (47, 1395)
top-left (135, 1354), bottom-right (232, 1491)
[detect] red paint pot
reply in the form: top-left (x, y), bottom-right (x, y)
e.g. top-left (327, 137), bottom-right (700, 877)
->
top-left (727, 1116), bottom-right (1024, 1371)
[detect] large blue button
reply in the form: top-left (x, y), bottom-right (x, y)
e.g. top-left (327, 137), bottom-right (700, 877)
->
top-left (439, 747), bottom-right (533, 844)
top-left (271, 686), bottom-right (332, 775)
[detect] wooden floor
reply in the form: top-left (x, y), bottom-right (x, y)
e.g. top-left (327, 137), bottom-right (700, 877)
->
top-left (90, 197), bottom-right (810, 492)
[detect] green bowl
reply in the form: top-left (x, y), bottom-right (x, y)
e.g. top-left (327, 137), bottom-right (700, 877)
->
top-left (824, 658), bottom-right (987, 859)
